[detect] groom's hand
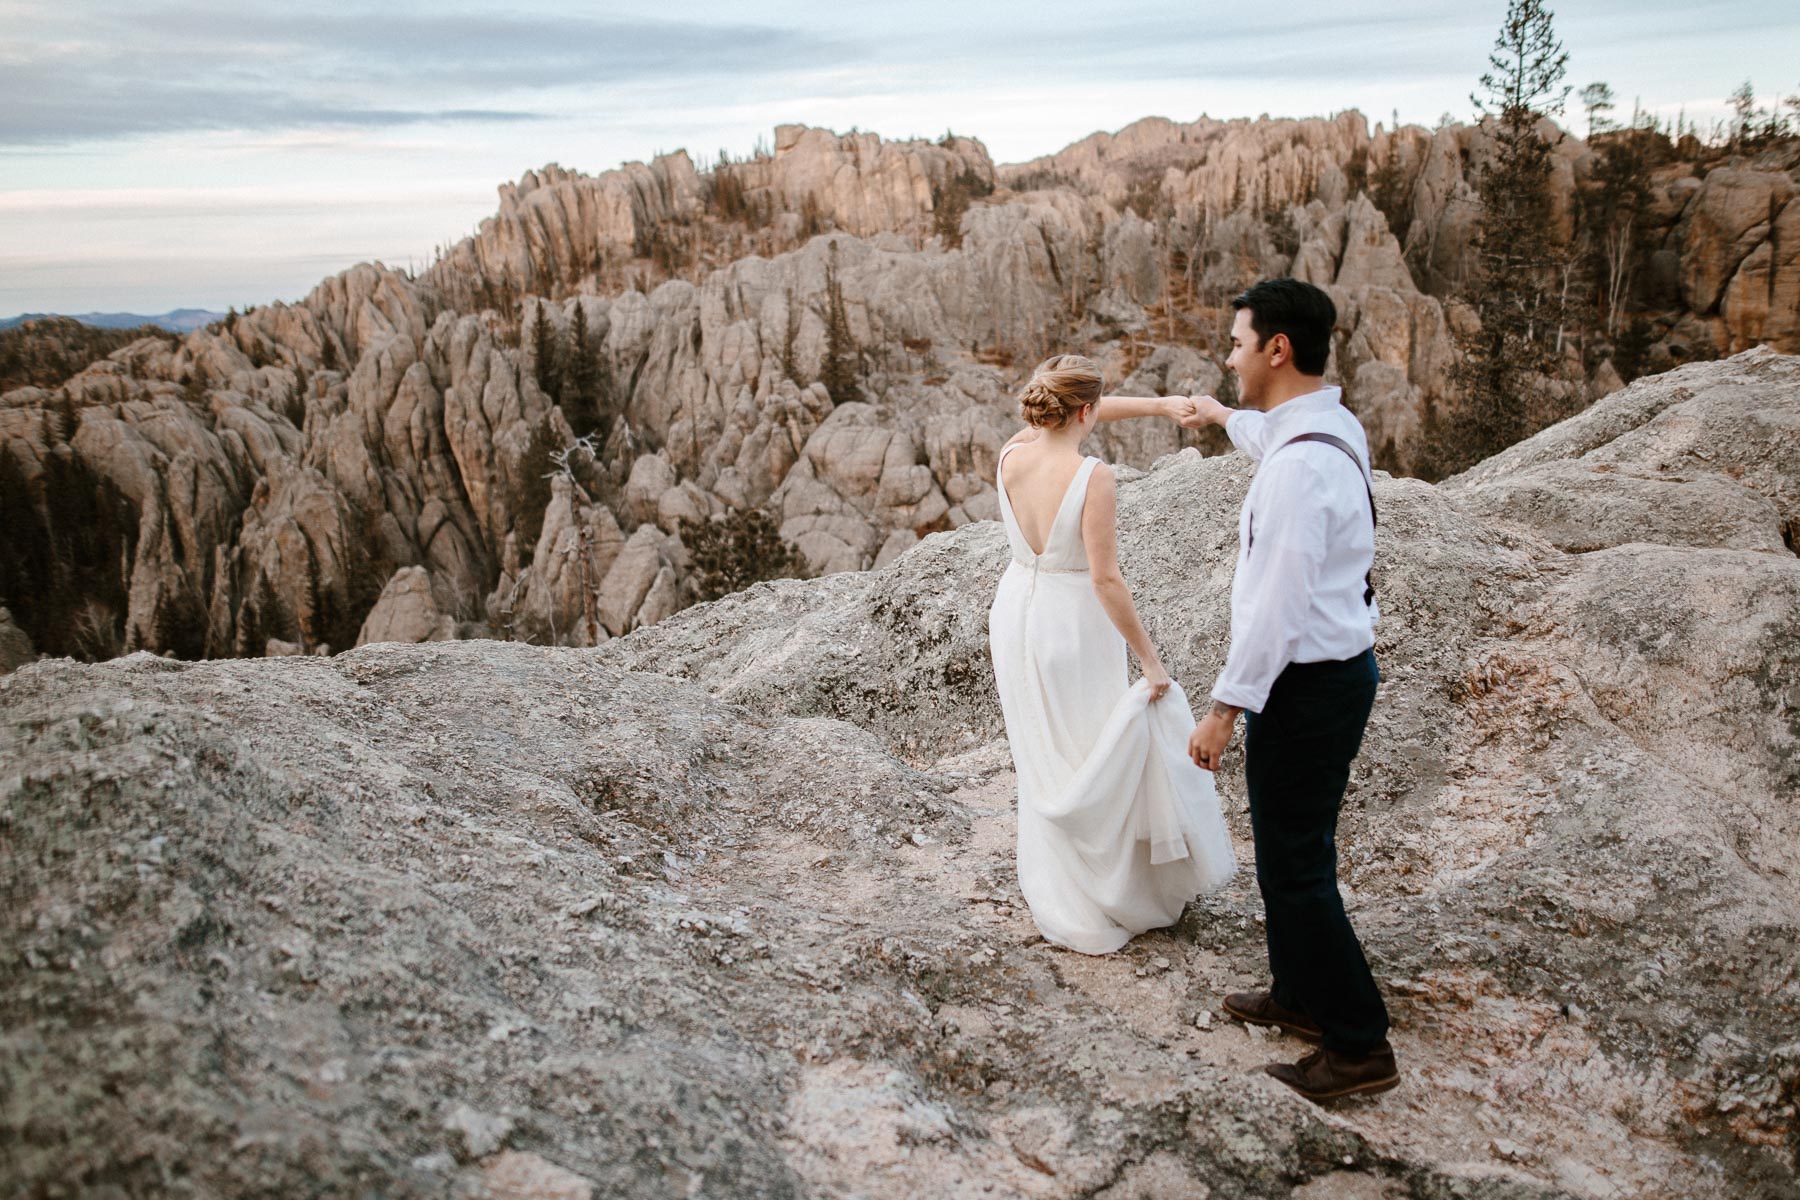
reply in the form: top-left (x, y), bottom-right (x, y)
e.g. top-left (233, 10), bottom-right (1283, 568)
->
top-left (1177, 394), bottom-right (1232, 430)
top-left (1189, 703), bottom-right (1240, 771)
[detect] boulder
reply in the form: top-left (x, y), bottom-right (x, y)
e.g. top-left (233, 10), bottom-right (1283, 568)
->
top-left (356, 566), bottom-right (457, 646)
top-left (595, 523), bottom-right (679, 637)
top-left (873, 528), bottom-right (919, 568)
top-left (0, 607), bottom-right (36, 673)
top-left (623, 452), bottom-right (679, 526)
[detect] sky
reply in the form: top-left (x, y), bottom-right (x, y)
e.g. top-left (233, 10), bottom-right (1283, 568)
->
top-left (2, 0), bottom-right (1796, 315)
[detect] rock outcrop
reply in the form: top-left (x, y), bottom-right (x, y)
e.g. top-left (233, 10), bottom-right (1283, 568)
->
top-left (356, 566), bottom-right (459, 646)
top-left (4, 350), bottom-right (1796, 1198)
top-left (0, 606), bottom-right (35, 672)
top-left (3, 116), bottom-right (1795, 668)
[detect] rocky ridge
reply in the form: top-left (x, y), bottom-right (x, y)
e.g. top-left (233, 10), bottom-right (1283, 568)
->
top-left (3, 349), bottom-right (1796, 1198)
top-left (2, 115), bottom-right (1795, 669)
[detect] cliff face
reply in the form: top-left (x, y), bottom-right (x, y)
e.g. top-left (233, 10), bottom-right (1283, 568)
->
top-left (2, 115), bottom-right (1795, 667)
top-left (1009, 111), bottom-right (1799, 356)
top-left (3, 350), bottom-right (1796, 1198)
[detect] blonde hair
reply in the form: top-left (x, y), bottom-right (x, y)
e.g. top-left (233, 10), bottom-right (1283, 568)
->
top-left (1018, 354), bottom-right (1103, 429)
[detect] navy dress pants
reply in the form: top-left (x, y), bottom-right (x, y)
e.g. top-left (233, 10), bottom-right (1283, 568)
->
top-left (1244, 647), bottom-right (1389, 1056)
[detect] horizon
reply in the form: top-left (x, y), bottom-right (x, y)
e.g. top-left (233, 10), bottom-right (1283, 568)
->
top-left (3, 0), bottom-right (1796, 315)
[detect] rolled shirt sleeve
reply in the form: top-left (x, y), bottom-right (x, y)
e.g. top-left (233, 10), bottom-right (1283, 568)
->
top-left (1210, 457), bottom-right (1330, 714)
top-left (1224, 408), bottom-right (1272, 460)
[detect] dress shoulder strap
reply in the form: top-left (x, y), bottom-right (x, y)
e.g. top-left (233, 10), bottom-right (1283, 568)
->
top-left (1067, 455), bottom-right (1102, 508)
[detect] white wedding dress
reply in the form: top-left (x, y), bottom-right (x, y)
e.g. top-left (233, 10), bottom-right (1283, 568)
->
top-left (987, 444), bottom-right (1237, 954)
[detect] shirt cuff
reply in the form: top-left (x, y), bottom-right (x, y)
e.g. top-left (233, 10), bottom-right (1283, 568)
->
top-left (1223, 410), bottom-right (1265, 459)
top-left (1209, 677), bottom-right (1268, 715)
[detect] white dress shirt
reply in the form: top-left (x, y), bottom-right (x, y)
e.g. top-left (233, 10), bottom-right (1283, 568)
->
top-left (1210, 385), bottom-right (1379, 714)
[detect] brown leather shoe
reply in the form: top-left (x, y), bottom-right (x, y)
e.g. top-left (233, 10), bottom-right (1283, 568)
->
top-left (1264, 1041), bottom-right (1399, 1103)
top-left (1221, 990), bottom-right (1323, 1042)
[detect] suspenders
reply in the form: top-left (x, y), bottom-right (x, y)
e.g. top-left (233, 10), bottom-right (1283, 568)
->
top-left (1246, 432), bottom-right (1378, 607)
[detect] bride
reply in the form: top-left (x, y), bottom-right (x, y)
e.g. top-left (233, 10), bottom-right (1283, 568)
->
top-left (988, 354), bottom-right (1236, 954)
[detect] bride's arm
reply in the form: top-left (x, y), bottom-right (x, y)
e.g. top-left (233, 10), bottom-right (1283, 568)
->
top-left (1080, 464), bottom-right (1170, 693)
top-left (1095, 394), bottom-right (1196, 424)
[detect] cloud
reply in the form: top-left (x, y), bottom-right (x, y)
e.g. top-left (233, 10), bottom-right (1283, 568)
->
top-left (789, 5), bottom-right (1495, 91)
top-left (0, 72), bottom-right (545, 143)
top-left (1, 4), bottom-right (857, 144)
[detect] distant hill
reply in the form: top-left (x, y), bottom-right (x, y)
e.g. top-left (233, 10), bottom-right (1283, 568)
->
top-left (0, 307), bottom-right (223, 333)
top-left (0, 315), bottom-right (180, 393)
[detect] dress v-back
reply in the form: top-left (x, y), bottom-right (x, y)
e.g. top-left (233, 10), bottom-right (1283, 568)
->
top-left (998, 448), bottom-right (1097, 566)
top-left (987, 442), bottom-right (1236, 954)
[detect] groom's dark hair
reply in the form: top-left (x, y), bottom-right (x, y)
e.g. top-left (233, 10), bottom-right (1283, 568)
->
top-left (1232, 278), bottom-right (1336, 376)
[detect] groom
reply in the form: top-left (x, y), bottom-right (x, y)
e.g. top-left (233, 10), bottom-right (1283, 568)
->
top-left (1184, 278), bottom-right (1398, 1102)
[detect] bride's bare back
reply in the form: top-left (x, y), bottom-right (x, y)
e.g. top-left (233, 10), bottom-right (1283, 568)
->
top-left (998, 441), bottom-right (1089, 556)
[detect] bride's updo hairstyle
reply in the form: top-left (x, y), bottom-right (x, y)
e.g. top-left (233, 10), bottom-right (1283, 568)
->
top-left (1018, 354), bottom-right (1103, 429)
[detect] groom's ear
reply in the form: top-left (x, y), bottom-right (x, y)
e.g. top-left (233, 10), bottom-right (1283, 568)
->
top-left (1267, 331), bottom-right (1291, 368)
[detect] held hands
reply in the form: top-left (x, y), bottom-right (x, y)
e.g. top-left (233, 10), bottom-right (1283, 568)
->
top-left (1188, 702), bottom-right (1240, 771)
top-left (1176, 394), bottom-right (1232, 430)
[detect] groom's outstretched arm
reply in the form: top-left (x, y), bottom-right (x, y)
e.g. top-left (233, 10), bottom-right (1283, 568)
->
top-left (1182, 395), bottom-right (1271, 458)
top-left (1095, 394), bottom-right (1194, 423)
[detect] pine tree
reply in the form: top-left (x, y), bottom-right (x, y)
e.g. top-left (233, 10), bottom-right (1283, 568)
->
top-left (1372, 110), bottom-right (1414, 241)
top-left (1579, 81), bottom-right (1616, 142)
top-left (931, 167), bottom-right (993, 248)
top-left (302, 539), bottom-right (329, 653)
top-left (798, 192), bottom-right (827, 240)
top-left (1435, 0), bottom-right (1570, 476)
top-left (821, 241), bottom-right (861, 406)
top-left (1612, 315), bottom-right (1654, 383)
top-left (1582, 112), bottom-right (1655, 339)
top-left (780, 290), bottom-right (803, 384)
top-left (0, 448), bottom-right (48, 636)
top-left (237, 571), bottom-right (282, 657)
top-left (563, 301), bottom-right (601, 438)
top-left (678, 507), bottom-right (803, 603)
top-left (1729, 81), bottom-right (1756, 150)
top-left (52, 395), bottom-right (80, 444)
top-left (516, 416), bottom-right (561, 565)
top-left (152, 576), bottom-right (206, 660)
top-left (532, 301), bottom-right (562, 404)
